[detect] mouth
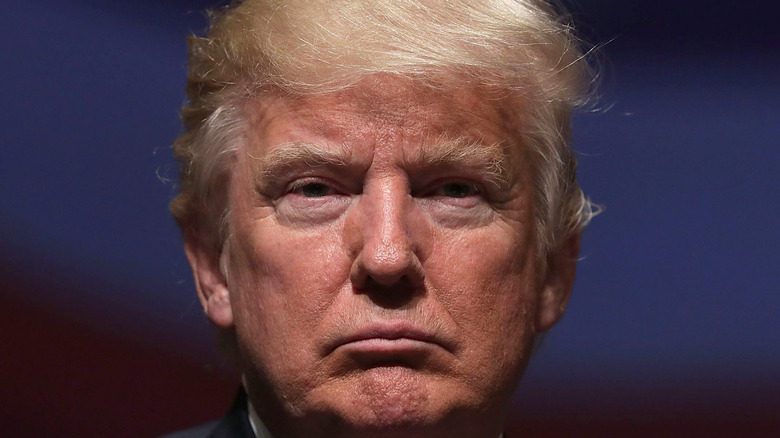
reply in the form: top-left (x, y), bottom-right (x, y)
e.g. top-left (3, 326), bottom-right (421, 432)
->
top-left (327, 322), bottom-right (453, 367)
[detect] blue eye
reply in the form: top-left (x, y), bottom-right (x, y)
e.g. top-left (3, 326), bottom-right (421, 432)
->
top-left (441, 182), bottom-right (480, 198)
top-left (298, 182), bottom-right (331, 198)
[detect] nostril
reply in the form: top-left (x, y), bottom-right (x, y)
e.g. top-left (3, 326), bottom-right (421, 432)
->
top-left (365, 274), bottom-right (414, 291)
top-left (353, 275), bottom-right (425, 309)
top-left (355, 243), bottom-right (425, 285)
top-left (348, 240), bottom-right (426, 297)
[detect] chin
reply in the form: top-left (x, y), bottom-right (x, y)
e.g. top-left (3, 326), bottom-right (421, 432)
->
top-left (306, 366), bottom-right (492, 438)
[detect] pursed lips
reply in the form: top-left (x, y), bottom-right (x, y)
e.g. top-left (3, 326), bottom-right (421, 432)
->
top-left (326, 322), bottom-right (455, 357)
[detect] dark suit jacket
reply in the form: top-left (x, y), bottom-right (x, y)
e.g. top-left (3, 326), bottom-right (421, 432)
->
top-left (161, 391), bottom-right (255, 438)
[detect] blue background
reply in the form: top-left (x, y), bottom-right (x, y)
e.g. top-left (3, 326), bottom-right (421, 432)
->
top-left (1, 1), bottom-right (778, 436)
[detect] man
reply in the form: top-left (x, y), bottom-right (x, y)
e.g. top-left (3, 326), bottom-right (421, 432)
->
top-left (167, 0), bottom-right (596, 437)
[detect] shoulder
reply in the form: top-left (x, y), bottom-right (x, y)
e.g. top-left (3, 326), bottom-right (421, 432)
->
top-left (160, 390), bottom-right (254, 438)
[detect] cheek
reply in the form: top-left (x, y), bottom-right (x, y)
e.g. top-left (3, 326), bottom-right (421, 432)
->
top-left (428, 226), bottom-right (540, 361)
top-left (226, 219), bottom-right (351, 371)
top-left (231, 216), bottom-right (348, 302)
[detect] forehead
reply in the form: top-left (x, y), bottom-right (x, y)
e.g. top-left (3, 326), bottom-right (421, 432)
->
top-left (246, 76), bottom-right (523, 158)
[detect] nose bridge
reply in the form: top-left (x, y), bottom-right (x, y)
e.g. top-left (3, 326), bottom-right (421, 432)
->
top-left (366, 176), bottom-right (412, 266)
top-left (351, 175), bottom-right (424, 287)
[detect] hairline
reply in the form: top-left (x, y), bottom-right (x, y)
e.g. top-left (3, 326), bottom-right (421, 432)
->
top-left (172, 0), bottom-right (597, 258)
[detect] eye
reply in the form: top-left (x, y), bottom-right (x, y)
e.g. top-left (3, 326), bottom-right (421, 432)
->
top-left (286, 179), bottom-right (344, 199)
top-left (417, 179), bottom-right (493, 227)
top-left (276, 178), bottom-right (351, 224)
top-left (295, 182), bottom-right (333, 198)
top-left (440, 181), bottom-right (481, 198)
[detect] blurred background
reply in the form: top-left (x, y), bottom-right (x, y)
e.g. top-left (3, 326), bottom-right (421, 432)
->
top-left (1, 0), bottom-right (778, 436)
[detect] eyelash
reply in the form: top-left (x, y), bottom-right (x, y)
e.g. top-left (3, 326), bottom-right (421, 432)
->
top-left (282, 176), bottom-right (489, 205)
top-left (286, 178), bottom-right (340, 196)
top-left (416, 178), bottom-right (486, 200)
top-left (433, 181), bottom-right (482, 198)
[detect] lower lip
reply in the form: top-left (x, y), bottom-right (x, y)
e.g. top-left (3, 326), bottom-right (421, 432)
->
top-left (337, 338), bottom-right (437, 364)
top-left (343, 338), bottom-right (433, 351)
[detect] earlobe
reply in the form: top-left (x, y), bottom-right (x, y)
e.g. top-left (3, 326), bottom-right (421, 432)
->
top-left (184, 231), bottom-right (234, 329)
top-left (536, 232), bottom-right (580, 332)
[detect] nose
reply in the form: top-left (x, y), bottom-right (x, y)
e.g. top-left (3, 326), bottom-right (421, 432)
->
top-left (347, 177), bottom-right (426, 294)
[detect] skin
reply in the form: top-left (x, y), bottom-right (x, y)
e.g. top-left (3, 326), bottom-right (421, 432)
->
top-left (186, 75), bottom-right (579, 438)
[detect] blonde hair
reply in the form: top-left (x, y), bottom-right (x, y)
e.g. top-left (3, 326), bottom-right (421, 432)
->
top-left (171, 0), bottom-right (597, 253)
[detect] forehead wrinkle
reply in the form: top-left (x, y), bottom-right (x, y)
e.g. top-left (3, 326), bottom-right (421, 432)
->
top-left (404, 136), bottom-right (512, 190)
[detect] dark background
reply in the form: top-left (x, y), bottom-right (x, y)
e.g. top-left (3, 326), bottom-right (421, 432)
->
top-left (1, 1), bottom-right (778, 436)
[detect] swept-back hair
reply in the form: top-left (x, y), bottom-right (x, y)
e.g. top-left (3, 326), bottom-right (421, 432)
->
top-left (171, 0), bottom-right (597, 254)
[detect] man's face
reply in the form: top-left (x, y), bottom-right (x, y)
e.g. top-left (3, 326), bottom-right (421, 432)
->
top-left (188, 76), bottom-right (576, 437)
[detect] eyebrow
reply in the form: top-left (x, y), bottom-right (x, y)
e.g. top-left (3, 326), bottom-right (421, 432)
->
top-left (251, 137), bottom-right (512, 190)
top-left (252, 142), bottom-right (357, 181)
top-left (405, 136), bottom-right (512, 190)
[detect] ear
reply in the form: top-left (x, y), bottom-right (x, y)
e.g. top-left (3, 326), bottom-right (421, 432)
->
top-left (184, 231), bottom-right (234, 329)
top-left (536, 232), bottom-right (580, 332)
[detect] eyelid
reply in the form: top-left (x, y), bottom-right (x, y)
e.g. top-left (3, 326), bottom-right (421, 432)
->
top-left (287, 177), bottom-right (332, 193)
top-left (417, 178), bottom-right (486, 198)
top-left (284, 176), bottom-right (355, 197)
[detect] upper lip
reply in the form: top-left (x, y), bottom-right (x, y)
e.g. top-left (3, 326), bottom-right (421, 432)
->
top-left (327, 321), bottom-right (454, 354)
